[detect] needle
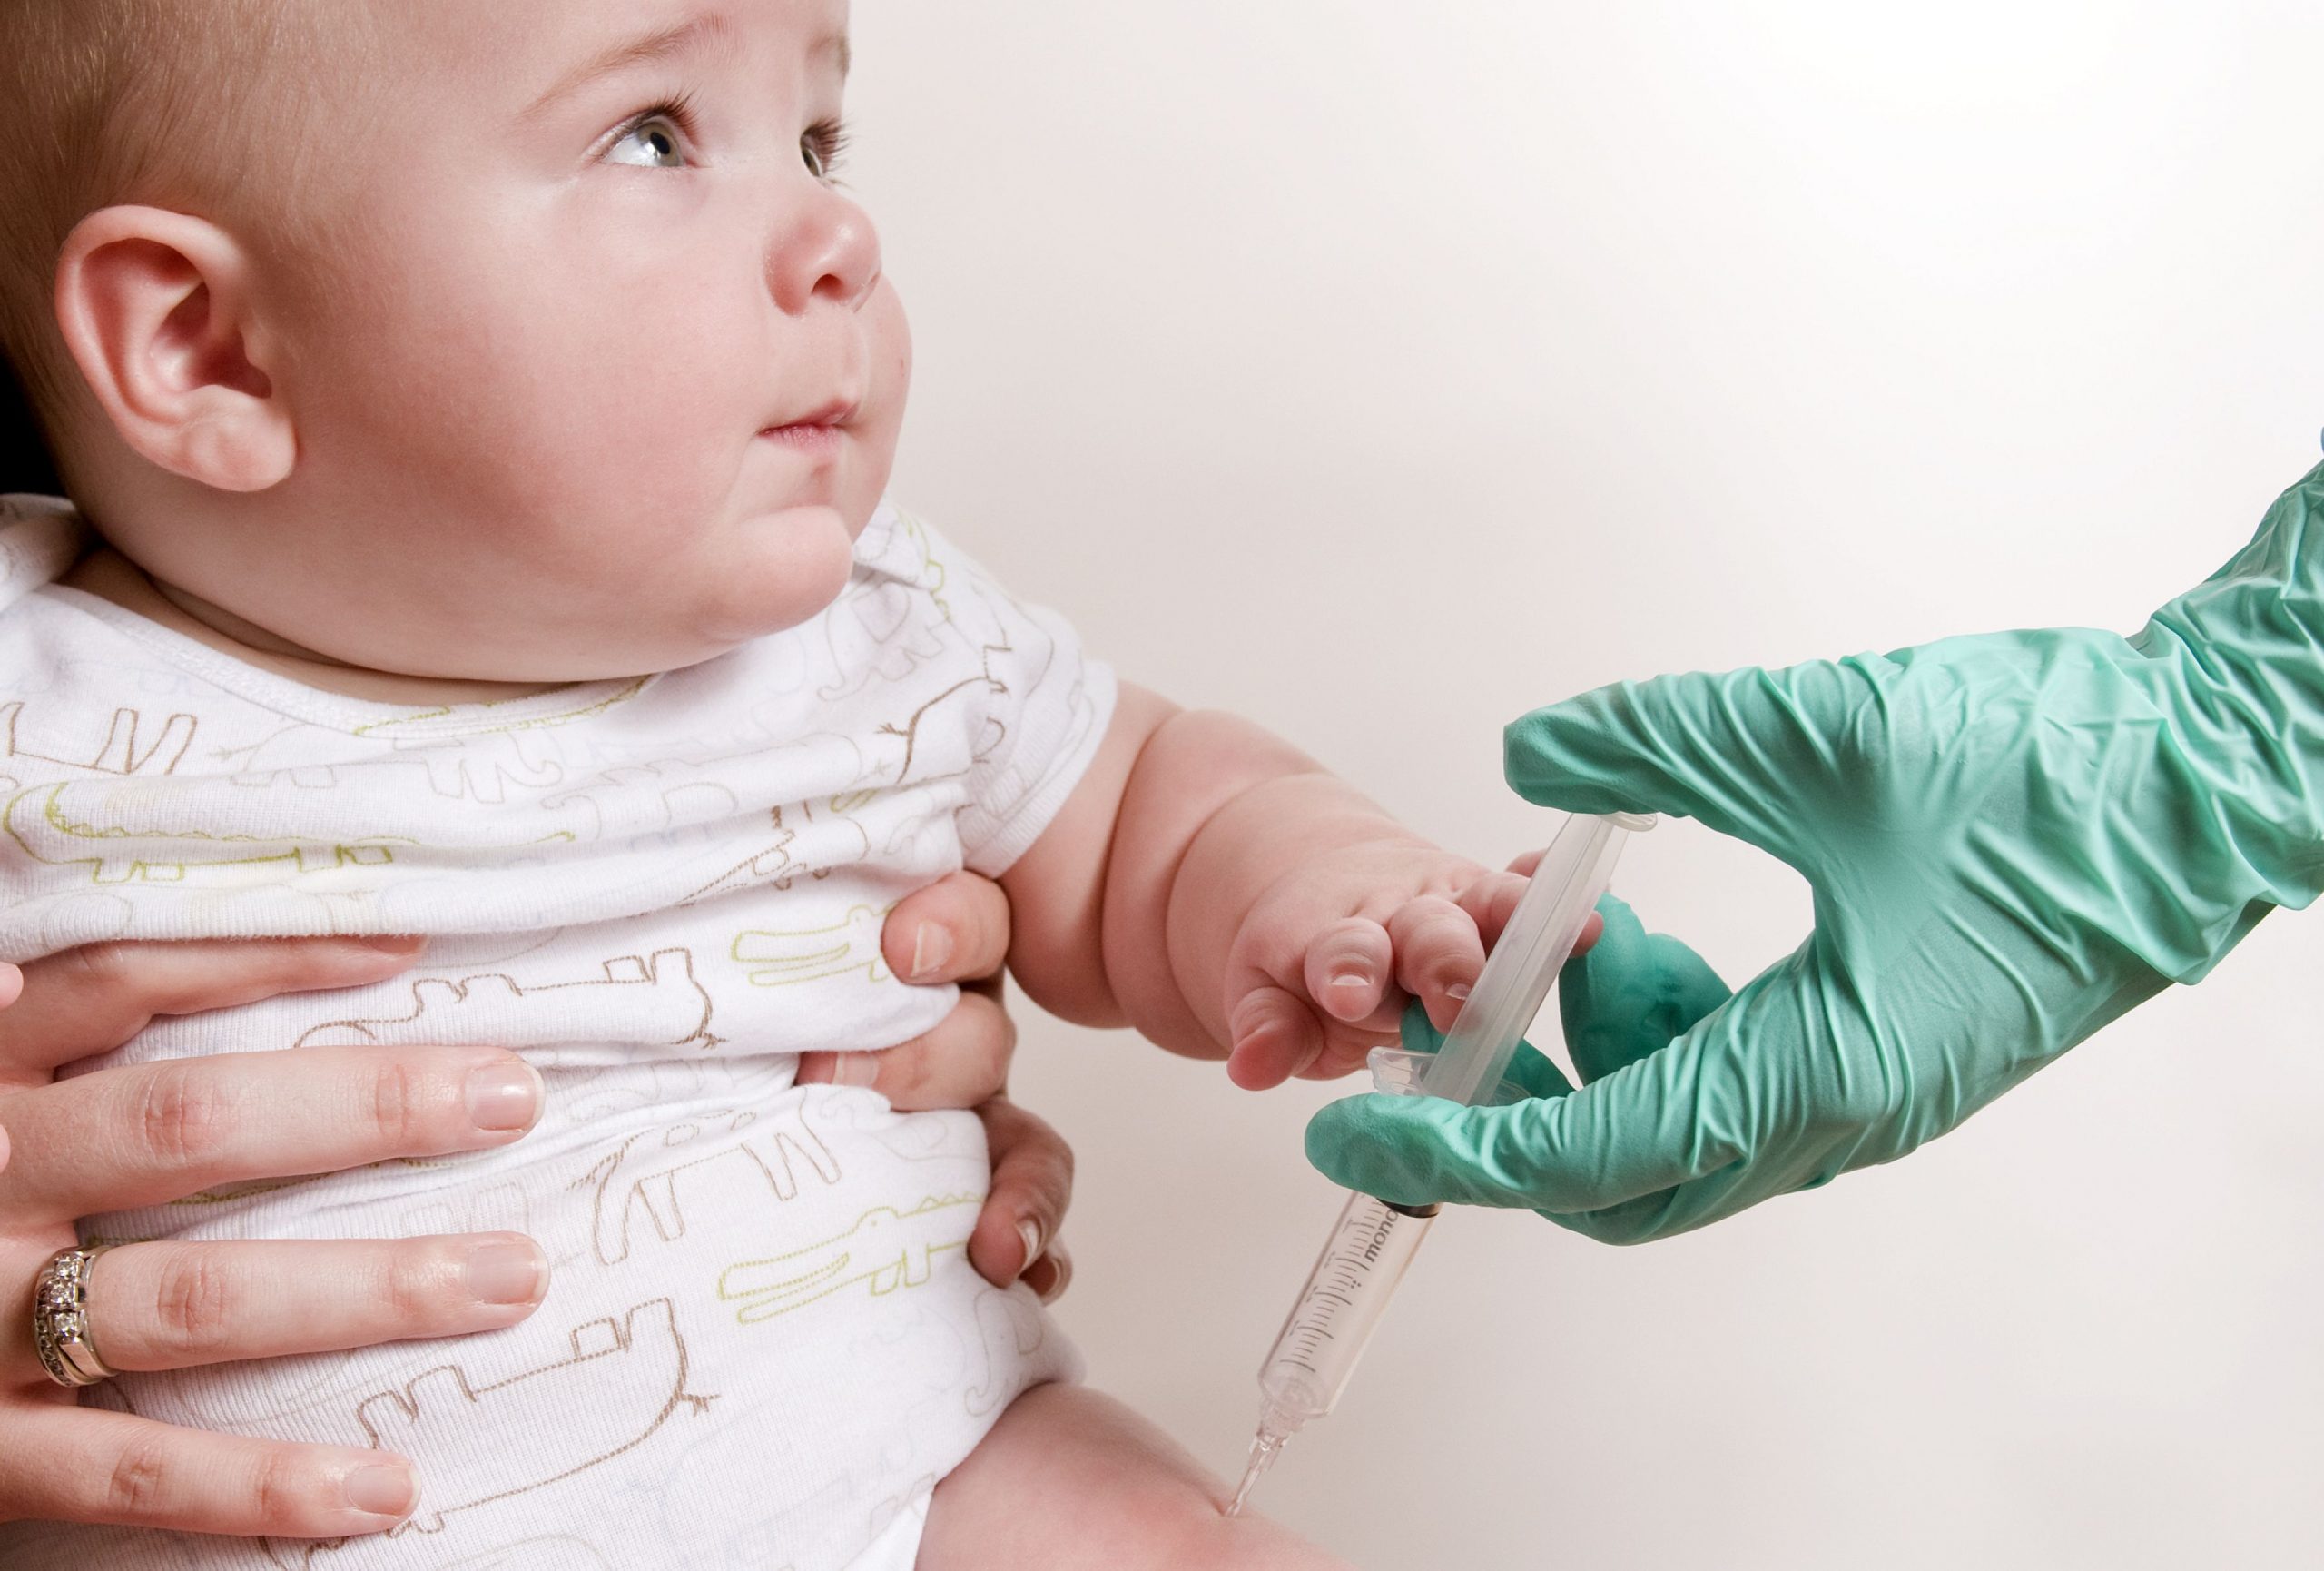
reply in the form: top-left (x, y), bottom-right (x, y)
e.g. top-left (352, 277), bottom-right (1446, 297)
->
top-left (1225, 1431), bottom-right (1285, 1518)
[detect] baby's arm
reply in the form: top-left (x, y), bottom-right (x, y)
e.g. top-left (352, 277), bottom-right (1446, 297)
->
top-left (1001, 685), bottom-right (1519, 1087)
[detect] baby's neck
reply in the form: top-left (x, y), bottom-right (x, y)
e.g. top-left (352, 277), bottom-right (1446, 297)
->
top-left (62, 546), bottom-right (566, 707)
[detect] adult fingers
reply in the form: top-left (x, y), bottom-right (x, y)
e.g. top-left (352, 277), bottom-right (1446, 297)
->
top-left (798, 983), bottom-right (1017, 1110)
top-left (967, 1096), bottom-right (1074, 1295)
top-left (0, 937), bottom-right (424, 1078)
top-left (881, 870), bottom-right (1013, 986)
top-left (1503, 661), bottom-right (1879, 861)
top-left (1387, 896), bottom-right (1486, 1030)
top-left (1301, 918), bottom-right (1393, 1025)
top-left (0, 1044), bottom-right (543, 1222)
top-left (1307, 947), bottom-right (1825, 1214)
top-left (1557, 895), bottom-right (1733, 1084)
top-left (0, 1405), bottom-right (418, 1537)
top-left (1393, 1001), bottom-right (1575, 1102)
top-left (1019, 1241), bottom-right (1072, 1305)
top-left (7, 1235), bottom-right (548, 1378)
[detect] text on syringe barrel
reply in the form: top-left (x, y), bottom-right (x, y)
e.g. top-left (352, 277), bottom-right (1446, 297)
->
top-left (1256, 1190), bottom-right (1439, 1424)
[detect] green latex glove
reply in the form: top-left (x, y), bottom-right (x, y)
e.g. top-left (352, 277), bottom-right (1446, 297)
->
top-left (1310, 459), bottom-right (2324, 1242)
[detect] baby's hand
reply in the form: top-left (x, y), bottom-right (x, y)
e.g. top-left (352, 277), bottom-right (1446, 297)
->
top-left (1219, 837), bottom-right (1534, 1090)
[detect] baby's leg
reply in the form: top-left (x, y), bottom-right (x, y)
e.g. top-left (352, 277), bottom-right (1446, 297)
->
top-left (919, 1384), bottom-right (1353, 1570)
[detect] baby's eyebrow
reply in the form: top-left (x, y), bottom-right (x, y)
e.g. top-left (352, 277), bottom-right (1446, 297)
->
top-left (520, 15), bottom-right (849, 124)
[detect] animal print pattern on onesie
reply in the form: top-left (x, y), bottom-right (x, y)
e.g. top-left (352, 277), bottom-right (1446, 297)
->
top-left (0, 495), bottom-right (1110, 1571)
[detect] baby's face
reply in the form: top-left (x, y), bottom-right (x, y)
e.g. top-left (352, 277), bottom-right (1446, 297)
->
top-left (176, 0), bottom-right (904, 680)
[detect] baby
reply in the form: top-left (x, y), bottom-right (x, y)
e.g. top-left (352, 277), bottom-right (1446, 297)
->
top-left (0, 3), bottom-right (1516, 1568)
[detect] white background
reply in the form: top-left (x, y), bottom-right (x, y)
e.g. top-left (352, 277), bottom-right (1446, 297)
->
top-left (854, 5), bottom-right (2323, 1566)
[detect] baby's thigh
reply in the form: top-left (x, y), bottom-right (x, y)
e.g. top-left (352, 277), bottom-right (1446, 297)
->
top-left (918, 1383), bottom-right (1353, 1571)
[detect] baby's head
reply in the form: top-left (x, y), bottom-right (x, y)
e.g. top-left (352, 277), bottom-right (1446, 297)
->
top-left (0, 0), bottom-right (902, 681)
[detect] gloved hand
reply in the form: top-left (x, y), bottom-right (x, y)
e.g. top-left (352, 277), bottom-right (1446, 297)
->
top-left (1308, 460), bottom-right (2324, 1242)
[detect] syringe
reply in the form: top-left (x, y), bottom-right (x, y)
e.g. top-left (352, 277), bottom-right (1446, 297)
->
top-left (1226, 809), bottom-right (1655, 1517)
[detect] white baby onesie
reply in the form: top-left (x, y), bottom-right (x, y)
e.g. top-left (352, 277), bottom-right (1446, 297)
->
top-left (0, 495), bottom-right (1114, 1571)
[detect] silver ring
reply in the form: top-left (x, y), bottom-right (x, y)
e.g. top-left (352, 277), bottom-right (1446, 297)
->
top-left (32, 1245), bottom-right (118, 1388)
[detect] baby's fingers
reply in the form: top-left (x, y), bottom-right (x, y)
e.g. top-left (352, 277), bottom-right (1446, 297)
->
top-left (1226, 985), bottom-right (1327, 1090)
top-left (1301, 918), bottom-right (1393, 1025)
top-left (1388, 897), bottom-right (1487, 1031)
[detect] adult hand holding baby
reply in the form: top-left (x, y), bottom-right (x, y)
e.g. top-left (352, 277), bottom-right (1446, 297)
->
top-left (0, 875), bottom-right (1068, 1538)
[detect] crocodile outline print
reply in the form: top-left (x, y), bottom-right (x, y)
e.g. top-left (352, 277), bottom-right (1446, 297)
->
top-left (730, 901), bottom-right (894, 988)
top-left (3, 781), bottom-right (409, 884)
top-left (293, 949), bottom-right (720, 1056)
top-left (717, 1194), bottom-right (981, 1324)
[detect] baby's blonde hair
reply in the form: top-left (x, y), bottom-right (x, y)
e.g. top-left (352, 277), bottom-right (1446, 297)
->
top-left (0, 0), bottom-right (355, 444)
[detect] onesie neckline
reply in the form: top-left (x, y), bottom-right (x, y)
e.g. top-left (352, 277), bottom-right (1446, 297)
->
top-left (33, 581), bottom-right (665, 734)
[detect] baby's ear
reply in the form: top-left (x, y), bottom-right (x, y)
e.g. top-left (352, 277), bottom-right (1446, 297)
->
top-left (52, 205), bottom-right (294, 493)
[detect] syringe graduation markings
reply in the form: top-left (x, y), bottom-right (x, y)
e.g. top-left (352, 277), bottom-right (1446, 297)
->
top-left (1225, 811), bottom-right (1651, 1518)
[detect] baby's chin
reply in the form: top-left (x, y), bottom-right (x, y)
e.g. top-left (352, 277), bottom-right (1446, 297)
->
top-left (689, 500), bottom-right (862, 649)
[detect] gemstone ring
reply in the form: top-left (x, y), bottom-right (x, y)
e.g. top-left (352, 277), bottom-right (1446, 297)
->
top-left (31, 1246), bottom-right (118, 1388)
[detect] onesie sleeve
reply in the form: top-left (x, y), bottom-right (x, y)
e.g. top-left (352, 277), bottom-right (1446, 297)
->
top-left (893, 512), bottom-right (1118, 877)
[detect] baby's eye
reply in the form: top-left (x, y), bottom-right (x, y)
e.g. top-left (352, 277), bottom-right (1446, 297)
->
top-left (801, 118), bottom-right (850, 182)
top-left (606, 113), bottom-right (687, 169)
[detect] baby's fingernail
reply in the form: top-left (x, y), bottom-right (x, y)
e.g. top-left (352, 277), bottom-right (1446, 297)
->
top-left (463, 1238), bottom-right (547, 1306)
top-left (1326, 969), bottom-right (1374, 995)
top-left (832, 1053), bottom-right (880, 1089)
top-left (466, 1062), bottom-right (543, 1133)
top-left (359, 934), bottom-right (426, 953)
top-left (1445, 983), bottom-right (1472, 1003)
top-left (1015, 1218), bottom-right (1044, 1273)
top-left (344, 1462), bottom-right (418, 1518)
top-left (908, 923), bottom-right (954, 982)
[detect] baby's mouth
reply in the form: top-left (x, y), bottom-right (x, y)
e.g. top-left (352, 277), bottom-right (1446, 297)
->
top-left (759, 395), bottom-right (860, 457)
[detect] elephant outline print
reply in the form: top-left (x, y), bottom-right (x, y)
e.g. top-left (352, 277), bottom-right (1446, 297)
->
top-left (577, 1102), bottom-right (845, 1267)
top-left (262, 1533), bottom-right (615, 1571)
top-left (352, 1299), bottom-right (714, 1540)
top-left (293, 949), bottom-right (721, 1056)
top-left (717, 1193), bottom-right (982, 1324)
top-left (0, 700), bottom-right (196, 776)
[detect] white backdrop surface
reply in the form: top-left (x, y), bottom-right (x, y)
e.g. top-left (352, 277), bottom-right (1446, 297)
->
top-left (852, 5), bottom-right (2323, 1566)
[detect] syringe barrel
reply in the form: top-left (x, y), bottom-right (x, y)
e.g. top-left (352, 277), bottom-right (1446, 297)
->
top-left (1418, 812), bottom-right (1649, 1108)
top-left (1256, 1190), bottom-right (1436, 1430)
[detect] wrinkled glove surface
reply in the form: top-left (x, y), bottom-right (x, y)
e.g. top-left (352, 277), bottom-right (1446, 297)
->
top-left (1309, 461), bottom-right (2324, 1241)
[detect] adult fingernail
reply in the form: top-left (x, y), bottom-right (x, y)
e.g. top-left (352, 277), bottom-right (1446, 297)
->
top-left (1036, 1242), bottom-right (1072, 1304)
top-left (466, 1062), bottom-right (543, 1132)
top-left (1015, 1218), bottom-right (1044, 1273)
top-left (463, 1239), bottom-right (547, 1306)
top-left (832, 1053), bottom-right (879, 1089)
top-left (907, 923), bottom-right (953, 982)
top-left (344, 1463), bottom-right (418, 1517)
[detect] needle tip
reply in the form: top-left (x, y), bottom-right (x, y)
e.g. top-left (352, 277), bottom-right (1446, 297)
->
top-left (1225, 1429), bottom-right (1284, 1517)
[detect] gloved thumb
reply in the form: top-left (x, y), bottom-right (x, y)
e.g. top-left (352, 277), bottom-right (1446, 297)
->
top-left (1504, 660), bottom-right (1877, 865)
